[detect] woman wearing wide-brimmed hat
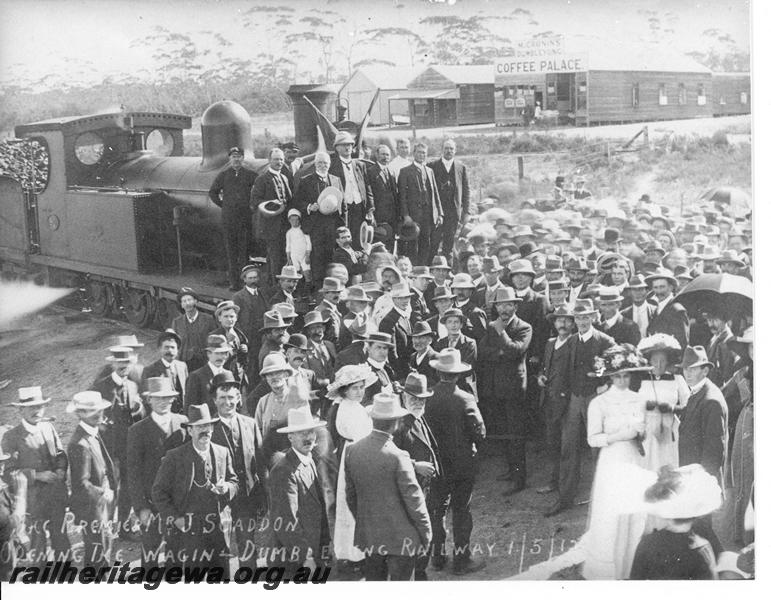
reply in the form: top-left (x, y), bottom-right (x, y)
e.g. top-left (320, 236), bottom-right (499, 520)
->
top-left (583, 344), bottom-right (652, 580)
top-left (636, 333), bottom-right (689, 475)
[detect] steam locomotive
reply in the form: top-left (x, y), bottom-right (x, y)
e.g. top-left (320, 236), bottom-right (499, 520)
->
top-left (0, 85), bottom-right (345, 328)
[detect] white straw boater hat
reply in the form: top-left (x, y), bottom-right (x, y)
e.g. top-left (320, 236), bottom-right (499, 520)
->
top-left (66, 391), bottom-right (111, 413)
top-left (327, 364), bottom-right (378, 402)
top-left (367, 392), bottom-right (409, 420)
top-left (12, 386), bottom-right (51, 407)
top-left (277, 405), bottom-right (327, 433)
top-left (643, 464), bottom-right (722, 519)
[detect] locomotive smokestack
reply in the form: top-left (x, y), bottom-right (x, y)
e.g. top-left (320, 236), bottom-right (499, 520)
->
top-left (200, 101), bottom-right (253, 171)
top-left (286, 84), bottom-right (339, 155)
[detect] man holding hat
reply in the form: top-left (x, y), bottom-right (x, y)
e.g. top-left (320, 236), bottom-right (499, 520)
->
top-left (379, 281), bottom-right (416, 381)
top-left (478, 287), bottom-right (532, 495)
top-left (2, 386), bottom-right (70, 565)
top-left (141, 328), bottom-right (189, 413)
top-left (366, 144), bottom-right (400, 247)
top-left (233, 262), bottom-right (273, 388)
top-left (597, 286), bottom-right (641, 346)
top-left (126, 377), bottom-right (188, 568)
top-left (91, 346), bottom-right (145, 538)
top-left (345, 392), bottom-right (432, 580)
top-left (646, 267), bottom-right (690, 350)
top-left (209, 146), bottom-right (259, 291)
top-left (428, 139), bottom-right (471, 262)
top-left (330, 131), bottom-right (374, 250)
top-left (210, 371), bottom-right (269, 568)
top-left (184, 334), bottom-right (232, 413)
top-left (268, 406), bottom-right (331, 573)
top-left (295, 152), bottom-right (345, 289)
top-left (424, 349), bottom-right (486, 575)
top-left (152, 404), bottom-right (239, 577)
top-left (250, 147), bottom-right (293, 277)
top-left (173, 287), bottom-right (217, 372)
top-left (67, 391), bottom-right (117, 568)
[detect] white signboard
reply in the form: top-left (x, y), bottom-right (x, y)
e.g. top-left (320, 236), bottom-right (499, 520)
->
top-left (510, 35), bottom-right (565, 60)
top-left (495, 55), bottom-right (587, 83)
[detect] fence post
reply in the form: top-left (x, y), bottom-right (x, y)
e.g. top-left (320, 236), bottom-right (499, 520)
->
top-left (517, 156), bottom-right (524, 180)
top-left (607, 142), bottom-right (611, 164)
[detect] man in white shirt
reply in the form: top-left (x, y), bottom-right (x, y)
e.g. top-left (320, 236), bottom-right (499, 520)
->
top-left (621, 274), bottom-right (654, 338)
top-left (184, 334), bottom-right (232, 413)
top-left (388, 138), bottom-right (412, 174)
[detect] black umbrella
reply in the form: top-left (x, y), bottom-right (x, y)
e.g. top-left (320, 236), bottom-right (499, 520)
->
top-left (697, 186), bottom-right (751, 217)
top-left (675, 273), bottom-right (753, 318)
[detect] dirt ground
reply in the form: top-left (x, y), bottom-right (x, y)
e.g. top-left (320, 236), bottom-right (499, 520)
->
top-left (0, 298), bottom-right (595, 580)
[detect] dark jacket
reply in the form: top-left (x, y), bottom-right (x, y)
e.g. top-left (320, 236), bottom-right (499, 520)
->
top-left (209, 166), bottom-right (258, 220)
top-left (568, 329), bottom-right (616, 398)
top-left (379, 307), bottom-right (414, 381)
top-left (335, 341), bottom-right (368, 370)
top-left (706, 328), bottom-right (737, 388)
top-left (647, 298), bottom-right (690, 350)
top-left (408, 347), bottom-right (439, 385)
top-left (295, 172), bottom-right (345, 236)
top-left (126, 413), bottom-right (188, 514)
top-left (141, 359), bottom-right (188, 412)
top-left (209, 325), bottom-right (249, 384)
top-left (455, 299), bottom-right (487, 342)
top-left (366, 162), bottom-right (400, 227)
top-left (392, 413), bottom-right (442, 490)
top-left (398, 163), bottom-right (443, 226)
top-left (184, 363), bottom-right (221, 413)
top-left (91, 374), bottom-right (144, 463)
top-left (598, 314), bottom-right (642, 347)
top-left (68, 425), bottom-right (116, 523)
top-left (478, 316), bottom-right (532, 401)
top-left (424, 381), bottom-right (485, 480)
top-left (249, 169), bottom-right (292, 241)
top-left (172, 311), bottom-right (217, 368)
top-left (541, 336), bottom-right (576, 417)
top-left (331, 245), bottom-right (367, 278)
top-left (433, 334), bottom-right (478, 395)
top-left (427, 158), bottom-right (470, 224)
top-left (232, 286), bottom-right (272, 350)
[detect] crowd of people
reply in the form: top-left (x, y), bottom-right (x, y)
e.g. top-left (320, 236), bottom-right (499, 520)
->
top-left (0, 135), bottom-right (755, 582)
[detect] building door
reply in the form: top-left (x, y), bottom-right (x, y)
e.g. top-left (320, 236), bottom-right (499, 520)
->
top-left (556, 73), bottom-right (574, 118)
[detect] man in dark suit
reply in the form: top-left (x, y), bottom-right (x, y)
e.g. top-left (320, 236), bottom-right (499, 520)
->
top-left (346, 392), bottom-right (432, 581)
top-left (428, 139), bottom-right (470, 261)
top-left (141, 329), bottom-right (189, 413)
top-left (597, 286), bottom-right (642, 346)
top-left (378, 281), bottom-right (415, 381)
top-left (210, 372), bottom-right (269, 568)
top-left (434, 308), bottom-right (477, 396)
top-left (703, 310), bottom-right (737, 387)
top-left (620, 274), bottom-right (655, 339)
top-left (545, 299), bottom-right (615, 517)
top-left (646, 269), bottom-right (690, 350)
top-left (66, 391), bottom-right (117, 569)
top-left (331, 226), bottom-right (368, 281)
top-left (478, 288), bottom-right (532, 494)
top-left (173, 287), bottom-right (218, 372)
top-left (367, 145), bottom-right (400, 247)
top-left (450, 273), bottom-right (488, 342)
top-left (424, 349), bottom-right (486, 575)
top-left (91, 346), bottom-right (145, 538)
top-left (425, 255), bottom-right (453, 313)
top-left (269, 406), bottom-right (331, 572)
top-left (209, 146), bottom-right (259, 290)
top-left (334, 315), bottom-right (372, 370)
top-left (393, 373), bottom-right (441, 580)
top-left (295, 152), bottom-right (345, 289)
top-left (398, 142), bottom-right (444, 265)
top-left (211, 299), bottom-right (250, 388)
top-left (408, 321), bottom-right (439, 385)
top-left (329, 131), bottom-right (374, 250)
top-left (90, 334), bottom-right (145, 388)
top-left (363, 332), bottom-right (397, 406)
top-left (2, 386), bottom-right (70, 565)
top-left (126, 377), bottom-right (188, 568)
top-left (152, 404), bottom-right (239, 578)
top-left (679, 346), bottom-right (729, 490)
top-left (184, 334), bottom-right (232, 412)
top-left (233, 262), bottom-right (273, 389)
top-left (250, 147), bottom-right (293, 277)
top-left (472, 256), bottom-right (506, 320)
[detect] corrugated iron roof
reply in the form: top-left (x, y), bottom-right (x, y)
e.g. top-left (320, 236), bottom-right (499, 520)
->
top-left (427, 64), bottom-right (495, 84)
top-left (355, 66), bottom-right (415, 90)
top-left (570, 39), bottom-right (712, 73)
top-left (388, 88), bottom-right (460, 100)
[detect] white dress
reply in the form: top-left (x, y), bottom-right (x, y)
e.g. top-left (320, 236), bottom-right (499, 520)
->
top-left (583, 386), bottom-right (648, 580)
top-left (639, 374), bottom-right (688, 471)
top-left (333, 399), bottom-right (373, 561)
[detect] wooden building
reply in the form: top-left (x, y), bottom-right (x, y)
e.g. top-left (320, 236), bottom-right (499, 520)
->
top-left (337, 67), bottom-right (413, 126)
top-left (712, 73), bottom-right (751, 116)
top-left (494, 43), bottom-right (718, 126)
top-left (390, 65), bottom-right (495, 128)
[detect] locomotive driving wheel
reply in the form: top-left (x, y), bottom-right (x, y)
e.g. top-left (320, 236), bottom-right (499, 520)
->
top-left (154, 297), bottom-right (177, 330)
top-left (123, 288), bottom-right (157, 328)
top-left (86, 281), bottom-right (114, 317)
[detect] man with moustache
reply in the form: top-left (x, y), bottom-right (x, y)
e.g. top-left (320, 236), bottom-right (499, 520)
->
top-left (367, 145), bottom-right (400, 247)
top-left (329, 131), bottom-right (374, 250)
top-left (126, 377), bottom-right (188, 569)
top-left (173, 287), bottom-right (217, 372)
top-left (409, 266), bottom-right (434, 322)
top-left (596, 286), bottom-right (641, 346)
top-left (211, 299), bottom-right (250, 388)
top-left (268, 406), bottom-right (331, 573)
top-left (303, 312), bottom-right (336, 415)
top-left (450, 273), bottom-right (487, 343)
top-left (233, 262), bottom-right (273, 388)
top-left (141, 329), bottom-right (189, 413)
top-left (428, 139), bottom-right (470, 261)
top-left (703, 310), bottom-right (737, 387)
top-left (210, 372), bottom-right (269, 569)
top-left (362, 332), bottom-right (397, 406)
top-left (472, 256), bottom-right (505, 320)
top-left (184, 334), bottom-right (232, 413)
top-left (408, 321), bottom-right (439, 385)
top-left (152, 404), bottom-right (239, 578)
top-left (316, 278), bottom-right (345, 348)
top-left (269, 265), bottom-right (304, 311)
top-left (2, 386), bottom-right (70, 565)
top-left (331, 227), bottom-right (368, 282)
top-left (338, 286), bottom-right (373, 350)
top-left (620, 275), bottom-right (655, 339)
top-left (645, 268), bottom-right (690, 350)
top-left (378, 281), bottom-right (416, 382)
top-left (434, 307), bottom-right (477, 396)
top-left (256, 310), bottom-right (291, 379)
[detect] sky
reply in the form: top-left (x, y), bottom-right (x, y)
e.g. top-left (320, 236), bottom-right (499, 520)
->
top-left (0, 0), bottom-right (752, 89)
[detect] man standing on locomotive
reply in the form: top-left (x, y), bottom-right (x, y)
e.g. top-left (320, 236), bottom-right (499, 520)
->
top-left (209, 147), bottom-right (259, 291)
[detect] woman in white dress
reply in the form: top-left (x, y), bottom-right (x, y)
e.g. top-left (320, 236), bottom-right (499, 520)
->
top-left (325, 364), bottom-right (377, 577)
top-left (583, 344), bottom-right (652, 580)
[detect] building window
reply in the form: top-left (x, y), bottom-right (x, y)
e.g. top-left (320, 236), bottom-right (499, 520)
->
top-left (719, 95), bottom-right (726, 105)
top-left (678, 83), bottom-right (686, 105)
top-left (632, 84), bottom-right (640, 107)
top-left (740, 92), bottom-right (748, 105)
top-left (697, 84), bottom-right (707, 105)
top-left (658, 84), bottom-right (668, 106)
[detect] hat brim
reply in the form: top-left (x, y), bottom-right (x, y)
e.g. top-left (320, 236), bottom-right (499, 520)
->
top-left (181, 417), bottom-right (221, 428)
top-left (598, 296), bottom-right (625, 304)
top-left (66, 399), bottom-right (112, 413)
top-left (644, 275), bottom-right (677, 286)
top-left (260, 324), bottom-right (289, 332)
top-left (410, 330), bottom-right (435, 338)
top-left (588, 366), bottom-right (653, 378)
top-left (276, 420), bottom-right (327, 434)
top-left (429, 360), bottom-right (471, 373)
top-left (206, 345), bottom-right (232, 351)
top-left (147, 391), bottom-right (180, 398)
top-left (11, 397), bottom-right (51, 407)
top-left (675, 360), bottom-right (715, 370)
top-left (260, 366), bottom-right (293, 376)
top-left (546, 312), bottom-right (574, 321)
top-left (276, 274), bottom-right (303, 280)
top-left (366, 405), bottom-right (409, 420)
top-left (403, 389), bottom-right (434, 398)
top-left (491, 297), bottom-right (523, 304)
top-left (106, 356), bottom-right (133, 362)
top-left (365, 338), bottom-right (395, 347)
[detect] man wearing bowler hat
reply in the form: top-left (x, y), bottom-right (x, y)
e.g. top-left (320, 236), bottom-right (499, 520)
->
top-left (330, 131), bottom-right (374, 250)
top-left (152, 404), bottom-right (239, 578)
top-left (408, 321), bottom-right (439, 385)
top-left (295, 151), bottom-right (345, 289)
top-left (210, 371), bottom-right (269, 568)
top-left (424, 349), bottom-right (486, 575)
top-left (250, 147), bottom-right (293, 277)
top-left (399, 142), bottom-right (444, 266)
top-left (338, 285), bottom-right (374, 350)
top-left (209, 146), bottom-right (259, 291)
top-left (346, 392), bottom-right (432, 581)
top-left (2, 386), bottom-right (71, 565)
top-left (478, 287), bottom-right (532, 495)
top-left (363, 331), bottom-right (397, 405)
top-left (126, 377), bottom-right (188, 568)
top-left (91, 346), bottom-right (145, 538)
top-left (184, 334), bottom-right (232, 413)
top-left (141, 328), bottom-right (189, 413)
top-left (67, 391), bottom-right (117, 569)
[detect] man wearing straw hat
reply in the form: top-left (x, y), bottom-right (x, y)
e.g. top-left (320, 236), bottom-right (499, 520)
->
top-left (378, 281), bottom-right (416, 381)
top-left (91, 333), bottom-right (145, 388)
top-left (345, 392), bottom-right (432, 581)
top-left (152, 404), bottom-right (239, 577)
top-left (268, 405), bottom-right (331, 573)
top-left (424, 349), bottom-right (485, 575)
top-left (330, 130), bottom-right (374, 251)
top-left (338, 285), bottom-right (374, 350)
top-left (597, 285), bottom-right (641, 347)
top-left (66, 391), bottom-right (117, 569)
top-left (184, 334), bottom-right (233, 413)
top-left (126, 377), bottom-right (188, 569)
top-left (2, 386), bottom-right (70, 565)
top-left (92, 346), bottom-right (145, 539)
top-left (645, 267), bottom-right (690, 351)
top-left (141, 328), bottom-right (188, 413)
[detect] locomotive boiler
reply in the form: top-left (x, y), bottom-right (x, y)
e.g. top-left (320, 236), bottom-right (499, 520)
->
top-left (0, 88), bottom-right (340, 328)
